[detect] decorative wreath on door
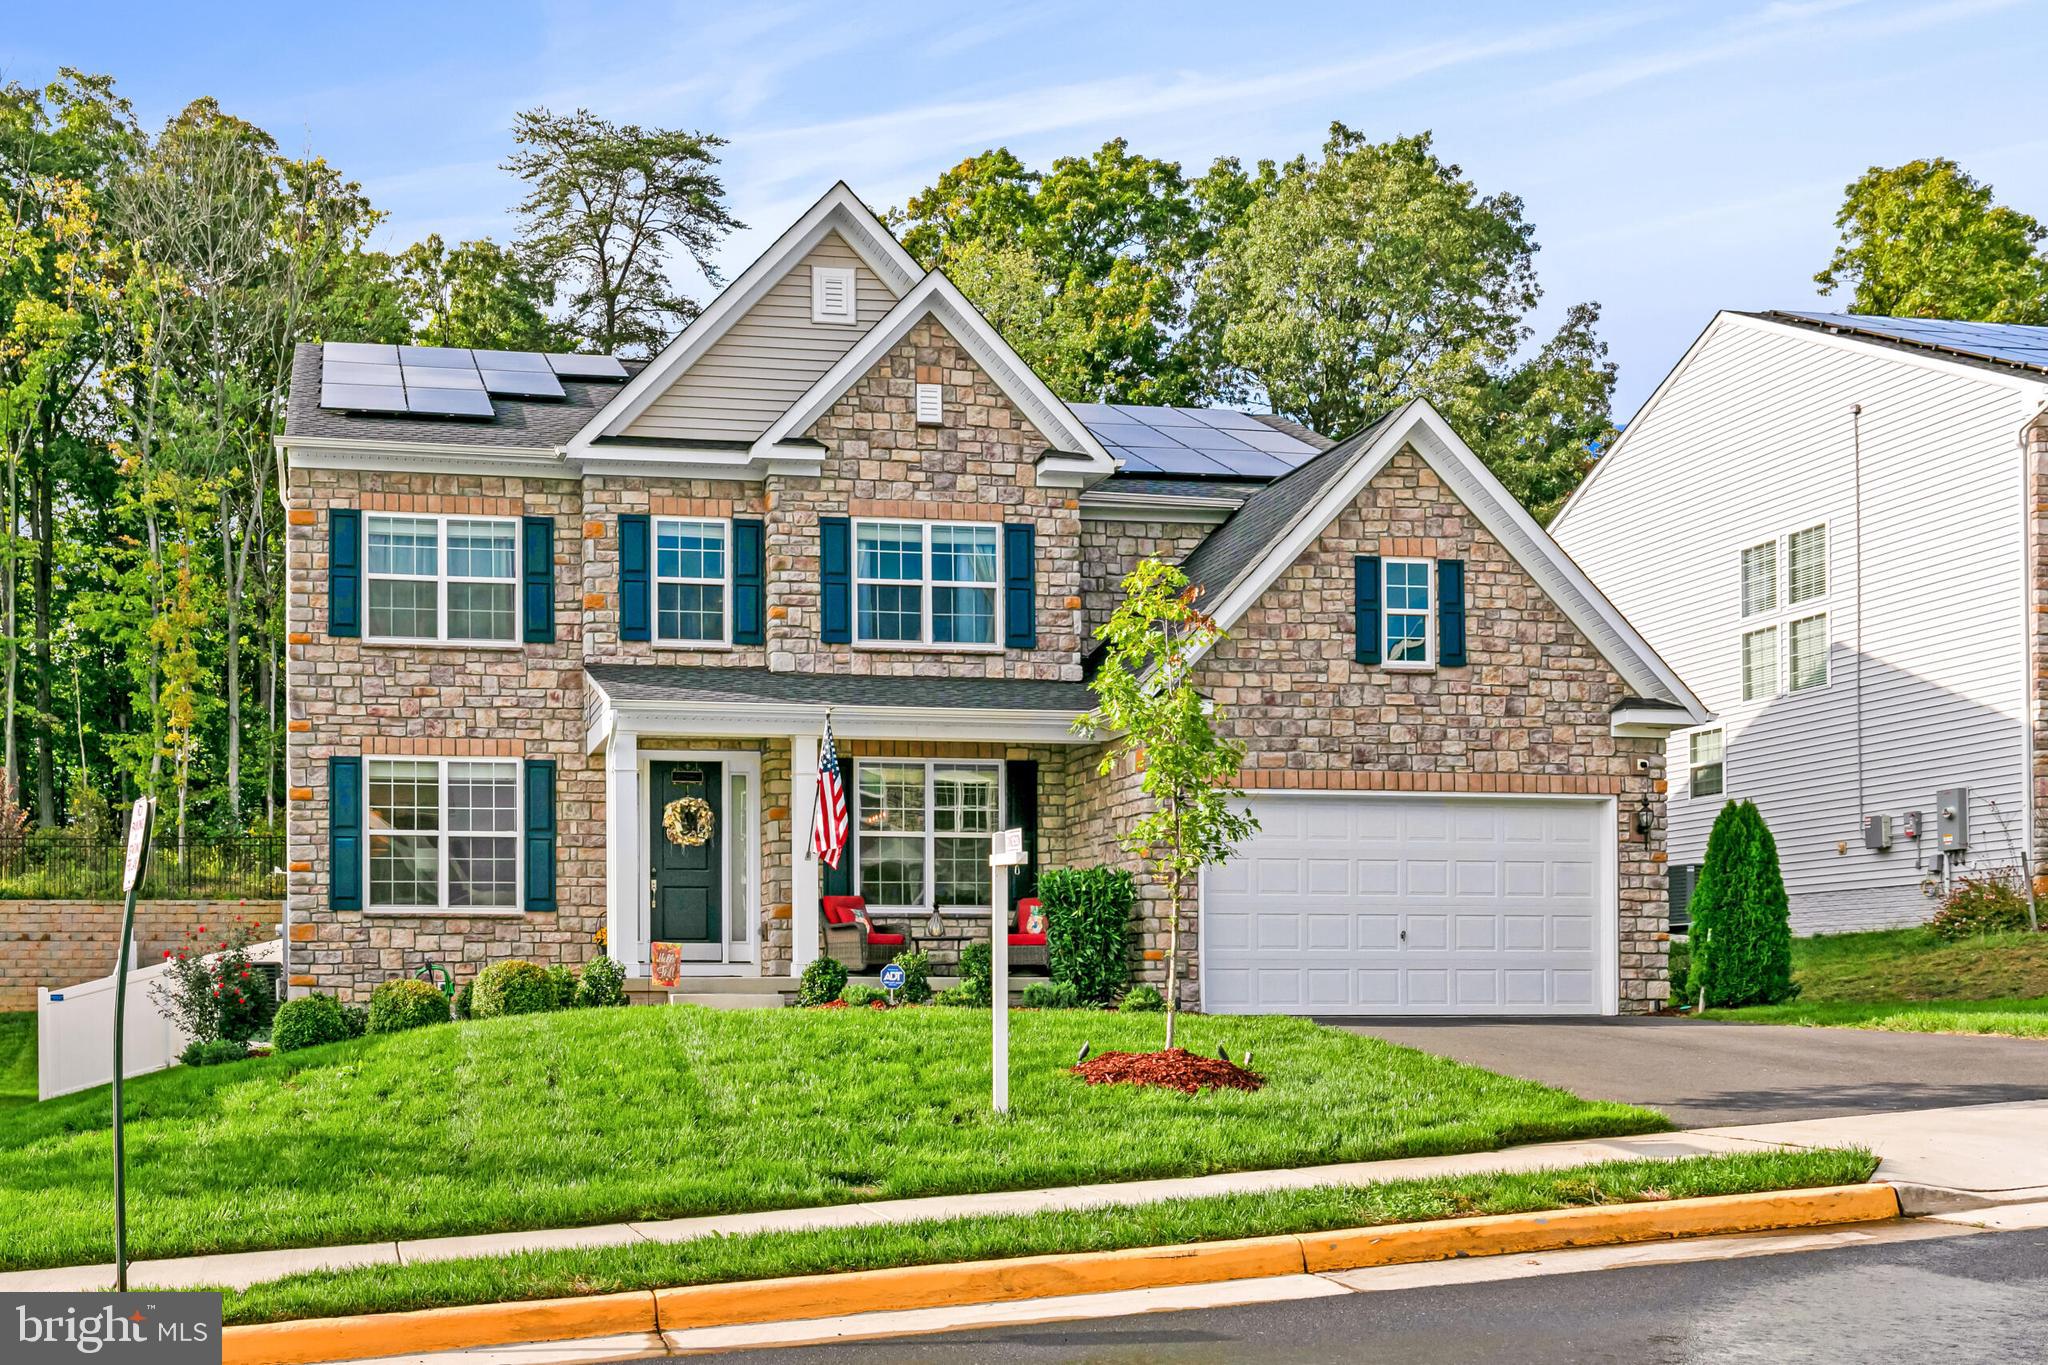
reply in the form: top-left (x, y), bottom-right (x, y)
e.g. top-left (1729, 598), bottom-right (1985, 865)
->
top-left (663, 796), bottom-right (716, 847)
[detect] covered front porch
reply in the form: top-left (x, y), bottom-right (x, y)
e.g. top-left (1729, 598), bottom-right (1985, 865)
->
top-left (583, 664), bottom-right (1098, 989)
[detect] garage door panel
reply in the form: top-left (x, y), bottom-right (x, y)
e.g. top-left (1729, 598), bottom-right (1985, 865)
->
top-left (1205, 794), bottom-right (1610, 1016)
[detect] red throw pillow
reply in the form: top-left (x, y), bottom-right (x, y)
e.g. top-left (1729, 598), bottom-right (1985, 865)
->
top-left (821, 895), bottom-right (865, 927)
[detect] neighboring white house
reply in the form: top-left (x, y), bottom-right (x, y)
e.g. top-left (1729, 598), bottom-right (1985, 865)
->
top-left (1553, 311), bottom-right (2048, 934)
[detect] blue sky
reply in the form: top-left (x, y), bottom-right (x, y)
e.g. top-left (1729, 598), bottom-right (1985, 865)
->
top-left (5, 0), bottom-right (2044, 417)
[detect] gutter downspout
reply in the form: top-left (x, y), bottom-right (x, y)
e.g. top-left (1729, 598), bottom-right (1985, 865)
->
top-left (2022, 398), bottom-right (2048, 930)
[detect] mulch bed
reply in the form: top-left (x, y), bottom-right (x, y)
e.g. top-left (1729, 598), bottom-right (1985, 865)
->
top-left (1070, 1047), bottom-right (1265, 1095)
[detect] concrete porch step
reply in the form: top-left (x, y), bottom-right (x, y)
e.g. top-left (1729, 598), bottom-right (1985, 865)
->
top-left (668, 991), bottom-right (789, 1010)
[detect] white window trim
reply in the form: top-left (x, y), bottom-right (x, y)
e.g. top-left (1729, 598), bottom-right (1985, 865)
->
top-left (1381, 556), bottom-right (1436, 671)
top-left (853, 758), bottom-right (1005, 916)
top-left (811, 265), bottom-right (858, 324)
top-left (651, 516), bottom-right (734, 649)
top-left (851, 518), bottom-right (1004, 652)
top-left (1732, 521), bottom-right (1831, 702)
top-left (363, 755), bottom-right (524, 917)
top-left (364, 513), bottom-right (521, 647)
top-left (1685, 727), bottom-right (1725, 801)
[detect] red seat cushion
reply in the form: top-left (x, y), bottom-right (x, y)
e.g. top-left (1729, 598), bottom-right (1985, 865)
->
top-left (1008, 930), bottom-right (1048, 947)
top-left (1014, 898), bottom-right (1047, 942)
top-left (867, 930), bottom-right (906, 946)
top-left (821, 895), bottom-right (865, 926)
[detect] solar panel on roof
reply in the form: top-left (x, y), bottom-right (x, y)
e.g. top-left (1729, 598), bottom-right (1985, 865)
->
top-left (546, 353), bottom-right (628, 380)
top-left (1132, 448), bottom-right (1236, 476)
top-left (1112, 449), bottom-right (1164, 473)
top-left (322, 360), bottom-right (404, 387)
top-left (1774, 312), bottom-right (2048, 375)
top-left (1235, 428), bottom-right (1320, 457)
top-left (320, 383), bottom-right (408, 414)
top-left (1185, 408), bottom-right (1266, 431)
top-left (323, 341), bottom-right (399, 365)
top-left (405, 387), bottom-right (494, 419)
top-left (401, 364), bottom-right (485, 390)
top-left (480, 368), bottom-right (565, 398)
top-left (474, 350), bottom-right (553, 373)
top-left (397, 345), bottom-right (474, 368)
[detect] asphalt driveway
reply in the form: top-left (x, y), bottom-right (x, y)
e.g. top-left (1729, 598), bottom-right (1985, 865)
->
top-left (1331, 1017), bottom-right (2048, 1126)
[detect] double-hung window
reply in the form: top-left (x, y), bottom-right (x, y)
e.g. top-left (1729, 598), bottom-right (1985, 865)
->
top-left (654, 517), bottom-right (730, 645)
top-left (1687, 729), bottom-right (1724, 799)
top-left (854, 520), bottom-right (999, 647)
top-left (1737, 523), bottom-right (1829, 701)
top-left (1382, 557), bottom-right (1434, 666)
top-left (366, 757), bottom-right (519, 909)
top-left (365, 514), bottom-right (518, 644)
top-left (854, 760), bottom-right (1002, 911)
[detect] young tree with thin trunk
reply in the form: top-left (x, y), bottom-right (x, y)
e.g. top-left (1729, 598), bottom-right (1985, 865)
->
top-left (1079, 559), bottom-right (1256, 1049)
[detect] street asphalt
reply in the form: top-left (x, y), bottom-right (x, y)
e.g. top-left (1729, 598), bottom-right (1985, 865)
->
top-left (1327, 1017), bottom-right (2048, 1126)
top-left (687, 1224), bottom-right (2048, 1363)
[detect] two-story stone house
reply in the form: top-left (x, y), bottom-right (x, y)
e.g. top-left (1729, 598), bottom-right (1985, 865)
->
top-left (282, 184), bottom-right (1707, 1016)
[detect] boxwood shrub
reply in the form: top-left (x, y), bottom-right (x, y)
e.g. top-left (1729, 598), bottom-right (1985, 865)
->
top-left (955, 942), bottom-right (993, 1007)
top-left (544, 964), bottom-right (579, 1009)
top-left (796, 956), bottom-right (849, 1007)
top-left (840, 983), bottom-right (889, 1007)
top-left (178, 1038), bottom-right (248, 1067)
top-left (574, 956), bottom-right (627, 1008)
top-left (889, 949), bottom-right (933, 1004)
top-left (271, 994), bottom-right (352, 1052)
top-left (470, 960), bottom-right (556, 1019)
top-left (1020, 980), bottom-right (1081, 1009)
top-left (368, 978), bottom-right (451, 1034)
top-left (1039, 866), bottom-right (1135, 1003)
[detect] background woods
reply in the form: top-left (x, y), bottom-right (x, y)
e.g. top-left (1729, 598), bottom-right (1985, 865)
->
top-left (1, 63), bottom-right (2034, 849)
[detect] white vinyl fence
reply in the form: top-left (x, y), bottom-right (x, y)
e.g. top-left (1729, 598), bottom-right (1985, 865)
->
top-left (37, 937), bottom-right (281, 1101)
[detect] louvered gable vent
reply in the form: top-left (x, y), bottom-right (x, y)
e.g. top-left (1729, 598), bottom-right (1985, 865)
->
top-left (812, 265), bottom-right (856, 324)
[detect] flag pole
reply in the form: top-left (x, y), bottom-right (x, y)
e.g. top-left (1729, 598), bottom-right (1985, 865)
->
top-left (804, 708), bottom-right (832, 864)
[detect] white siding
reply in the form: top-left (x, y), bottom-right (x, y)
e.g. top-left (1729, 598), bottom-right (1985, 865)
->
top-left (620, 233), bottom-right (899, 442)
top-left (1555, 316), bottom-right (2042, 933)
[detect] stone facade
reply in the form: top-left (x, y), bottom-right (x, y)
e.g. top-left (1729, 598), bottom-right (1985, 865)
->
top-left (1067, 446), bottom-right (1673, 1013)
top-left (1077, 518), bottom-right (1214, 637)
top-left (0, 900), bottom-right (281, 1010)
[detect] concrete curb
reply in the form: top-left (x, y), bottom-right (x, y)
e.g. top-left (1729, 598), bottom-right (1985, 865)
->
top-left (219, 1184), bottom-right (1900, 1365)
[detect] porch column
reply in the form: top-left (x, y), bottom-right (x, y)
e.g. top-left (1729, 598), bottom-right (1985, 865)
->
top-left (789, 727), bottom-right (822, 976)
top-left (605, 728), bottom-right (641, 976)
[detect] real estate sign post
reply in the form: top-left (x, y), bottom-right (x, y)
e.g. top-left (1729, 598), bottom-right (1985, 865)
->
top-left (111, 795), bottom-right (155, 1292)
top-left (989, 829), bottom-right (1028, 1114)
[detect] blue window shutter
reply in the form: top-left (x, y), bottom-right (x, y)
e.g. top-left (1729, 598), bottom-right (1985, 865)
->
top-left (733, 517), bottom-right (766, 646)
top-left (1437, 558), bottom-right (1467, 667)
top-left (522, 515), bottom-right (555, 644)
top-left (1003, 522), bottom-right (1036, 649)
top-left (329, 508), bottom-right (360, 638)
top-left (619, 514), bottom-right (650, 642)
top-left (821, 755), bottom-right (854, 896)
top-left (819, 516), bottom-right (851, 644)
top-left (1354, 555), bottom-right (1381, 665)
top-left (329, 755), bottom-right (362, 911)
top-left (524, 758), bottom-right (557, 913)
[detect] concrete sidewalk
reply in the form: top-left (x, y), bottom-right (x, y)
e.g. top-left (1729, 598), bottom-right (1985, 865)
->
top-left (5, 1099), bottom-right (2040, 1295)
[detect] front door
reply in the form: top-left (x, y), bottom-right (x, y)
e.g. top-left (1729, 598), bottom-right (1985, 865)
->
top-left (651, 760), bottom-right (723, 960)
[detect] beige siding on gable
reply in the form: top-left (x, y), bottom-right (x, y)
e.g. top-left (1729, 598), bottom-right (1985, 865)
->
top-left (621, 233), bottom-right (899, 442)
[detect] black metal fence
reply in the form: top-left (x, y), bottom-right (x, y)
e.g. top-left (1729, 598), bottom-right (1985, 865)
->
top-left (0, 835), bottom-right (285, 901)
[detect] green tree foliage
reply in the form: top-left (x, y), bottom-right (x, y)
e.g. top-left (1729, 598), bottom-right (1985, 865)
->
top-left (1080, 559), bottom-right (1256, 1048)
top-left (1196, 126), bottom-right (1616, 520)
top-left (398, 234), bottom-right (565, 351)
top-left (1685, 800), bottom-right (1795, 1008)
top-left (504, 107), bottom-right (740, 355)
top-left (1817, 158), bottom-right (2048, 323)
top-left (891, 141), bottom-right (1223, 403)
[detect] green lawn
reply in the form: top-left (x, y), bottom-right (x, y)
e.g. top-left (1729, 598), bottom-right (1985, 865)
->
top-left (0, 1012), bottom-right (35, 1109)
top-left (0, 1006), bottom-right (1667, 1273)
top-left (218, 1147), bottom-right (1876, 1325)
top-left (1698, 927), bottom-right (2048, 1037)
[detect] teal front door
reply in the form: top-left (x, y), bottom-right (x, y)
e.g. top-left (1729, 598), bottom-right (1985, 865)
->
top-left (651, 760), bottom-right (723, 956)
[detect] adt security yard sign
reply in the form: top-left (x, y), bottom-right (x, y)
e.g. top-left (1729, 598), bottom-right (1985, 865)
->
top-left (879, 963), bottom-right (906, 1000)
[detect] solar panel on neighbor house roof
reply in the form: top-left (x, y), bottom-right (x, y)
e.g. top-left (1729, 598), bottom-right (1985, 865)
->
top-left (1773, 312), bottom-right (2048, 374)
top-left (546, 353), bottom-right (629, 380)
top-left (317, 340), bottom-right (592, 417)
top-left (1073, 404), bottom-right (1323, 479)
top-left (405, 387), bottom-right (494, 419)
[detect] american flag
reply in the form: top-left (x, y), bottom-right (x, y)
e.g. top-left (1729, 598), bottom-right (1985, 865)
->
top-left (812, 716), bottom-right (849, 868)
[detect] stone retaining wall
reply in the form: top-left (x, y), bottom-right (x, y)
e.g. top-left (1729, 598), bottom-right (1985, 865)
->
top-left (0, 900), bottom-right (283, 1011)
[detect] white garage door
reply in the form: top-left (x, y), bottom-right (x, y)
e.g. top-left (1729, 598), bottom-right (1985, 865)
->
top-left (1203, 794), bottom-right (1613, 1016)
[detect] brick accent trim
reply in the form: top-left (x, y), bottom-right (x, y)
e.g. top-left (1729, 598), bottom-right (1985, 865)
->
top-left (1379, 537), bottom-right (1443, 557)
top-left (848, 498), bottom-right (1005, 523)
top-left (650, 496), bottom-right (736, 517)
top-left (360, 493), bottom-right (523, 515)
top-left (846, 740), bottom-right (1009, 758)
top-left (1235, 769), bottom-right (1627, 795)
top-left (361, 738), bottom-right (525, 757)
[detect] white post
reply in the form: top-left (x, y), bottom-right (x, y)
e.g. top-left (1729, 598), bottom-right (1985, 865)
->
top-left (991, 866), bottom-right (1009, 1115)
top-left (790, 729), bottom-right (822, 977)
top-left (605, 729), bottom-right (641, 975)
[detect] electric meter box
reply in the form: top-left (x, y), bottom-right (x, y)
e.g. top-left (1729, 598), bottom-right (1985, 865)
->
top-left (1936, 788), bottom-right (1970, 852)
top-left (1901, 810), bottom-right (1923, 842)
top-left (1862, 813), bottom-right (1891, 851)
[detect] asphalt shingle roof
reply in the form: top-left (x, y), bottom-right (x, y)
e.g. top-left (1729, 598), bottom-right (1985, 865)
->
top-left (282, 343), bottom-right (645, 449)
top-left (586, 664), bottom-right (1096, 714)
